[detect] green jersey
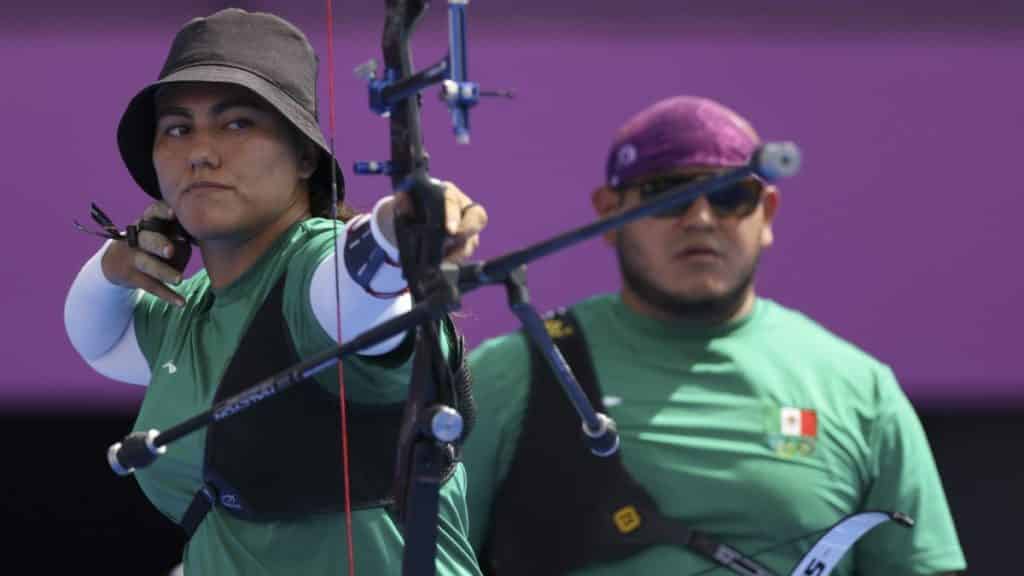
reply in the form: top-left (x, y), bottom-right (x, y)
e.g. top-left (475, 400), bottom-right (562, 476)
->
top-left (131, 218), bottom-right (480, 576)
top-left (464, 294), bottom-right (965, 575)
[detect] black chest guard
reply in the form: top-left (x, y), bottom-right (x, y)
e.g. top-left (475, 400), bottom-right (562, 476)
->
top-left (482, 309), bottom-right (773, 576)
top-left (180, 273), bottom-right (474, 538)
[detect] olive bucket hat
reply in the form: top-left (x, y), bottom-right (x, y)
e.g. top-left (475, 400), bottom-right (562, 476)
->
top-left (116, 8), bottom-right (344, 206)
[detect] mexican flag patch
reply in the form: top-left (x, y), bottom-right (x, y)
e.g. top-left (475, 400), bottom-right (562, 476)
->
top-left (765, 405), bottom-right (818, 457)
top-left (776, 406), bottom-right (817, 438)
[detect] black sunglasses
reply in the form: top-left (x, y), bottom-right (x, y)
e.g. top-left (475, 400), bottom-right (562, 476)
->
top-left (618, 173), bottom-right (765, 219)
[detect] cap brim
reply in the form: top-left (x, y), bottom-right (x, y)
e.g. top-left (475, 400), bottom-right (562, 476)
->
top-left (117, 64), bottom-right (344, 202)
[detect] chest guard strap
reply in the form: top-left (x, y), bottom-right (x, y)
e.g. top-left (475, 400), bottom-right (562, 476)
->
top-left (180, 272), bottom-right (474, 538)
top-left (482, 308), bottom-right (775, 576)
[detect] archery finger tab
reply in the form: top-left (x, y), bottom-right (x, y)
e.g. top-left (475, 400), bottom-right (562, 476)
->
top-left (125, 224), bottom-right (140, 249)
top-left (136, 229), bottom-right (174, 259)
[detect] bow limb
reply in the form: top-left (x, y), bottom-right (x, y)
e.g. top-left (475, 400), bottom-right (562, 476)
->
top-left (684, 511), bottom-right (913, 576)
top-left (377, 2), bottom-right (463, 576)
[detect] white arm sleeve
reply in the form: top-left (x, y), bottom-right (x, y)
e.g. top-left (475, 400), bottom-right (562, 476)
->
top-left (63, 241), bottom-right (151, 385)
top-left (310, 197), bottom-right (412, 356)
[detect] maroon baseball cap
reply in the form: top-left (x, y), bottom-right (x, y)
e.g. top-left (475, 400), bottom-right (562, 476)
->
top-left (604, 96), bottom-right (760, 188)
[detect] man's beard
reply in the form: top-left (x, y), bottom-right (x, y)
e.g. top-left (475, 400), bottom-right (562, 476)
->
top-left (616, 234), bottom-right (759, 324)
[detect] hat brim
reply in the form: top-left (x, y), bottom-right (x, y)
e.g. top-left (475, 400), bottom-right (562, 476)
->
top-left (117, 64), bottom-right (344, 204)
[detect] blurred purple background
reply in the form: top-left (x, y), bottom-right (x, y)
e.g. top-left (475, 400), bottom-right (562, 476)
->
top-left (4, 1), bottom-right (1022, 409)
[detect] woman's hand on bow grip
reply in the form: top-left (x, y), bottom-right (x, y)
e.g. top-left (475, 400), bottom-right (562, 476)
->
top-left (381, 180), bottom-right (488, 264)
top-left (438, 180), bottom-right (487, 264)
top-left (100, 202), bottom-right (187, 307)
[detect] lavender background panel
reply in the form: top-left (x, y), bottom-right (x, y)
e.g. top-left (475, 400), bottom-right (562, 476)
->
top-left (2, 2), bottom-right (1022, 409)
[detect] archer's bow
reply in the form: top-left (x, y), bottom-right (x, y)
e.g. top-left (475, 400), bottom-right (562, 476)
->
top-left (353, 1), bottom-right (481, 574)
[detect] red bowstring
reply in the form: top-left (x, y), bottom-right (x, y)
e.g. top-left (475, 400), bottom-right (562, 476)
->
top-left (326, 0), bottom-right (356, 573)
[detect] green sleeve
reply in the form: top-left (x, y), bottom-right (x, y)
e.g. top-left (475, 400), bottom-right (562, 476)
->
top-left (854, 368), bottom-right (967, 574)
top-left (132, 292), bottom-right (164, 369)
top-left (133, 285), bottom-right (194, 370)
top-left (462, 333), bottom-right (532, 554)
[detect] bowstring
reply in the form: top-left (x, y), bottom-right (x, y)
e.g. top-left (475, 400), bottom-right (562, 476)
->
top-left (325, 0), bottom-right (356, 573)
